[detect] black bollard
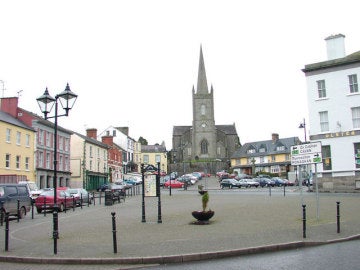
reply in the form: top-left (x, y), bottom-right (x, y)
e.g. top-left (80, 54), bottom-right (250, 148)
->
top-left (302, 204), bottom-right (306, 238)
top-left (337, 201), bottom-right (340, 233)
top-left (269, 185), bottom-right (271, 197)
top-left (93, 192), bottom-right (95, 206)
top-left (72, 196), bottom-right (75, 211)
top-left (87, 192), bottom-right (90, 207)
top-left (111, 212), bottom-right (117, 253)
top-left (53, 210), bottom-right (59, 254)
top-left (99, 191), bottom-right (102, 205)
top-left (17, 199), bottom-right (20, 222)
top-left (1, 202), bottom-right (4, 226)
top-left (43, 196), bottom-right (46, 217)
top-left (283, 184), bottom-right (286, 197)
top-left (31, 199), bottom-right (34, 219)
top-left (80, 193), bottom-right (83, 209)
top-left (5, 212), bottom-right (9, 251)
top-left (64, 194), bottom-right (67, 213)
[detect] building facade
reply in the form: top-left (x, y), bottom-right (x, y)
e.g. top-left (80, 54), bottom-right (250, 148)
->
top-left (303, 34), bottom-right (360, 192)
top-left (0, 110), bottom-right (36, 182)
top-left (172, 47), bottom-right (240, 174)
top-left (70, 129), bottom-right (109, 190)
top-left (134, 142), bottom-right (168, 174)
top-left (231, 133), bottom-right (300, 177)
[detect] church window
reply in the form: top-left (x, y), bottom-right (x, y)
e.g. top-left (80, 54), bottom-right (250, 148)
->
top-left (201, 104), bottom-right (206, 115)
top-left (200, 140), bottom-right (208, 154)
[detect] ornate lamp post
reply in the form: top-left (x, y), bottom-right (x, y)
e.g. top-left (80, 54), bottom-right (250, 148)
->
top-left (298, 118), bottom-right (307, 143)
top-left (37, 83), bottom-right (77, 255)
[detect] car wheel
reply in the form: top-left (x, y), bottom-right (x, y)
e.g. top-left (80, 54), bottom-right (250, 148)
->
top-left (19, 207), bottom-right (26, 219)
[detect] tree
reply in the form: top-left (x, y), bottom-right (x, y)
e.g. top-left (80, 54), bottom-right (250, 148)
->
top-left (138, 136), bottom-right (148, 145)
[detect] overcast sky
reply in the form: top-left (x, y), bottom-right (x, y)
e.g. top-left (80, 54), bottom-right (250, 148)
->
top-left (1, 0), bottom-right (360, 148)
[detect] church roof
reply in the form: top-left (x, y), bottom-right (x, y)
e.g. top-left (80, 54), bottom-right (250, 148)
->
top-left (173, 125), bottom-right (191, 136)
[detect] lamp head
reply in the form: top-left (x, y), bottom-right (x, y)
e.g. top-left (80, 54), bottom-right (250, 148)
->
top-left (57, 83), bottom-right (78, 115)
top-left (37, 87), bottom-right (55, 119)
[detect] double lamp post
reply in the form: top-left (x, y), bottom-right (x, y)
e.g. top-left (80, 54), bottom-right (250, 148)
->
top-left (36, 83), bottom-right (77, 255)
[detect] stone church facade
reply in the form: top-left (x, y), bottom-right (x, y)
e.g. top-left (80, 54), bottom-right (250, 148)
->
top-left (171, 47), bottom-right (240, 173)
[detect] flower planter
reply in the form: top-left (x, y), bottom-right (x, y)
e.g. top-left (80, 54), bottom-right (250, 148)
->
top-left (191, 210), bottom-right (214, 224)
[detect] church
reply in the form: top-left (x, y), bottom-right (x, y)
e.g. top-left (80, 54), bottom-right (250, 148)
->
top-left (171, 47), bottom-right (240, 173)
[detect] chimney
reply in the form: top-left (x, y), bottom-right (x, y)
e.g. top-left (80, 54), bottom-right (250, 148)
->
top-left (86, 128), bottom-right (97, 139)
top-left (102, 136), bottom-right (113, 146)
top-left (0, 97), bottom-right (19, 117)
top-left (272, 133), bottom-right (279, 143)
top-left (325, 34), bottom-right (346, 60)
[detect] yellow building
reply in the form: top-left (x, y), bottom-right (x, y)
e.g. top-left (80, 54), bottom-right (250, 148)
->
top-left (0, 111), bottom-right (36, 182)
top-left (135, 142), bottom-right (168, 174)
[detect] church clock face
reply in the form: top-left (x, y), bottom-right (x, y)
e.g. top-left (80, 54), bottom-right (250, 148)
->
top-left (201, 122), bottom-right (207, 128)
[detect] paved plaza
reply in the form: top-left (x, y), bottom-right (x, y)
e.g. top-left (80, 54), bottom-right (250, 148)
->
top-left (0, 176), bottom-right (360, 268)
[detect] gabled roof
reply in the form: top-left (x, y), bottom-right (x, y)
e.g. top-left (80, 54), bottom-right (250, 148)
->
top-left (231, 137), bottom-right (300, 158)
top-left (0, 111), bottom-right (35, 131)
top-left (72, 131), bottom-right (110, 149)
top-left (141, 144), bottom-right (166, 153)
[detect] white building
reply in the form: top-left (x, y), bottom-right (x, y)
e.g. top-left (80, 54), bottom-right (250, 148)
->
top-left (303, 34), bottom-right (360, 192)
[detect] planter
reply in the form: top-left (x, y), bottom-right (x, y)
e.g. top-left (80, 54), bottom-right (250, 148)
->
top-left (191, 210), bottom-right (214, 224)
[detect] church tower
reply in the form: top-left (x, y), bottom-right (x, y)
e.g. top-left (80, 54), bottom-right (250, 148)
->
top-left (192, 46), bottom-right (217, 159)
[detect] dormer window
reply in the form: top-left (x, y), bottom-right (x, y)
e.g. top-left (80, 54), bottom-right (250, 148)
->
top-left (276, 145), bottom-right (285, 151)
top-left (247, 148), bottom-right (256, 154)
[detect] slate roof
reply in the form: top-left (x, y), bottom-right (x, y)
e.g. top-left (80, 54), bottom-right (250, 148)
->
top-left (303, 50), bottom-right (360, 73)
top-left (73, 131), bottom-right (110, 149)
top-left (231, 137), bottom-right (300, 158)
top-left (141, 144), bottom-right (166, 153)
top-left (0, 111), bottom-right (35, 131)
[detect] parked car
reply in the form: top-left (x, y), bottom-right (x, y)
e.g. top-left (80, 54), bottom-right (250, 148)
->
top-left (182, 174), bottom-right (198, 184)
top-left (97, 183), bottom-right (111, 192)
top-left (177, 176), bottom-right (193, 186)
top-left (272, 177), bottom-right (286, 187)
top-left (0, 184), bottom-right (32, 220)
top-left (220, 178), bottom-right (242, 189)
top-left (68, 188), bottom-right (93, 205)
top-left (164, 180), bottom-right (184, 188)
top-left (255, 177), bottom-right (275, 187)
top-left (34, 189), bottom-right (74, 213)
top-left (192, 172), bottom-right (202, 180)
top-left (238, 179), bottom-right (259, 188)
top-left (160, 175), bottom-right (170, 187)
top-left (283, 179), bottom-right (294, 186)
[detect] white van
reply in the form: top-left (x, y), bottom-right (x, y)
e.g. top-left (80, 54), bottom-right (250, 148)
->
top-left (18, 181), bottom-right (42, 199)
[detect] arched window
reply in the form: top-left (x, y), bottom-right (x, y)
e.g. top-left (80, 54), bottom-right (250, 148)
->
top-left (200, 139), bottom-right (208, 154)
top-left (201, 104), bottom-right (206, 115)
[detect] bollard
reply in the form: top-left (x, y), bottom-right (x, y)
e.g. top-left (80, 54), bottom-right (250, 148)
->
top-left (93, 192), bottom-right (95, 206)
top-left (17, 199), bottom-right (20, 222)
top-left (31, 199), bottom-right (34, 219)
top-left (283, 185), bottom-right (286, 197)
top-left (111, 212), bottom-right (117, 253)
top-left (99, 191), bottom-right (102, 205)
top-left (5, 212), bottom-right (9, 251)
top-left (1, 201), bottom-right (4, 226)
top-left (302, 204), bottom-right (306, 238)
top-left (72, 196), bottom-right (75, 211)
top-left (87, 192), bottom-right (90, 207)
top-left (80, 193), bottom-right (83, 209)
top-left (43, 196), bottom-right (46, 217)
top-left (337, 201), bottom-right (340, 233)
top-left (269, 185), bottom-right (271, 197)
top-left (64, 194), bottom-right (67, 213)
top-left (53, 210), bottom-right (59, 255)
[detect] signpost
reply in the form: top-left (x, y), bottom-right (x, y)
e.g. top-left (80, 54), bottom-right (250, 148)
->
top-left (291, 141), bottom-right (322, 220)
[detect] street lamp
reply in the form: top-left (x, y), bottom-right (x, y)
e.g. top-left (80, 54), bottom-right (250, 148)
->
top-left (298, 118), bottom-right (307, 143)
top-left (37, 83), bottom-right (77, 255)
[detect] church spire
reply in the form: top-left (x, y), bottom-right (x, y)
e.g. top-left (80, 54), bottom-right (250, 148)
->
top-left (196, 46), bottom-right (209, 94)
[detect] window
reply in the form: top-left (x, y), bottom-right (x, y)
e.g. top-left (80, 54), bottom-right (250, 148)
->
top-left (46, 153), bottom-right (51, 169)
top-left (59, 136), bottom-right (63, 150)
top-left (46, 131), bottom-right (51, 147)
top-left (201, 104), bottom-right (206, 115)
top-left (39, 130), bottom-right (44, 145)
top-left (352, 107), bottom-right (360, 129)
top-left (276, 145), bottom-right (285, 151)
top-left (349, 74), bottom-right (358, 93)
top-left (25, 134), bottom-right (30, 147)
top-left (271, 155), bottom-right (276, 162)
top-left (16, 155), bottom-right (21, 169)
top-left (155, 155), bottom-right (161, 163)
top-left (6, 129), bottom-right (11, 142)
top-left (317, 80), bottom-right (326, 98)
top-left (217, 147), bottom-right (221, 155)
top-left (355, 143), bottom-right (360, 168)
top-left (65, 156), bottom-right (69, 171)
top-left (25, 157), bottom-right (30, 170)
top-left (319, 111), bottom-right (329, 132)
top-left (260, 156), bottom-right (264, 163)
top-left (16, 131), bottom-right (21, 145)
top-left (200, 140), bottom-right (208, 154)
top-left (247, 148), bottom-right (256, 154)
top-left (5, 154), bottom-right (10, 168)
top-left (259, 147), bottom-right (266, 153)
top-left (89, 146), bottom-right (93, 158)
top-left (38, 151), bottom-right (44, 167)
top-left (90, 160), bottom-right (93, 171)
top-left (59, 155), bottom-right (63, 171)
top-left (322, 145), bottom-right (332, 170)
top-left (143, 155), bottom-right (149, 164)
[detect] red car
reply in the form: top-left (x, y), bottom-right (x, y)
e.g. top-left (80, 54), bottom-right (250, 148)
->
top-left (164, 180), bottom-right (184, 188)
top-left (34, 189), bottom-right (75, 213)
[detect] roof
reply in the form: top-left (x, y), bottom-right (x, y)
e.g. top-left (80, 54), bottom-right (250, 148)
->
top-left (141, 144), bottom-right (167, 153)
top-left (231, 137), bottom-right (300, 158)
top-left (72, 131), bottom-right (110, 149)
top-left (303, 50), bottom-right (360, 73)
top-left (0, 111), bottom-right (35, 131)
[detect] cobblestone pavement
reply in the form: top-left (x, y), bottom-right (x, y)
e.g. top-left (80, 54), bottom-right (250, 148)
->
top-left (0, 177), bottom-right (359, 269)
